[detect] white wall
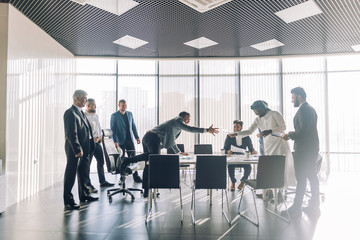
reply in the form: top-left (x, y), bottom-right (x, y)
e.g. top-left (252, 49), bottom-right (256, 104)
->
top-left (6, 5), bottom-right (76, 207)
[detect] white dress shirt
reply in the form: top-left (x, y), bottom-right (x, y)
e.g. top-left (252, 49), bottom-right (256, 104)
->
top-left (85, 111), bottom-right (102, 138)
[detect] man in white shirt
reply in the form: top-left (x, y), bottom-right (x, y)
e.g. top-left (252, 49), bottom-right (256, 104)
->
top-left (85, 99), bottom-right (114, 192)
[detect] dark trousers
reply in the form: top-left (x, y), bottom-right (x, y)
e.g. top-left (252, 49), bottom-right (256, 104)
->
top-left (292, 151), bottom-right (320, 209)
top-left (120, 140), bottom-right (136, 157)
top-left (122, 131), bottom-right (161, 190)
top-left (120, 141), bottom-right (140, 177)
top-left (228, 164), bottom-right (251, 183)
top-left (85, 142), bottom-right (106, 186)
top-left (63, 155), bottom-right (90, 204)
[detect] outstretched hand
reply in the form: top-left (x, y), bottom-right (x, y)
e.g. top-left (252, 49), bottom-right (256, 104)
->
top-left (207, 124), bottom-right (219, 136)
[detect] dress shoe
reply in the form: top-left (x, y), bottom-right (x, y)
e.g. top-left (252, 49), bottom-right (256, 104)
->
top-left (230, 182), bottom-right (235, 191)
top-left (237, 182), bottom-right (245, 190)
top-left (84, 196), bottom-right (99, 202)
top-left (302, 206), bottom-right (321, 219)
top-left (86, 185), bottom-right (98, 193)
top-left (64, 203), bottom-right (80, 210)
top-left (100, 181), bottom-right (115, 187)
top-left (133, 172), bottom-right (143, 183)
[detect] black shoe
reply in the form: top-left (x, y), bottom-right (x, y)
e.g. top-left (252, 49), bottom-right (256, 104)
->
top-left (64, 203), bottom-right (80, 210)
top-left (100, 181), bottom-right (115, 187)
top-left (133, 174), bottom-right (142, 183)
top-left (83, 196), bottom-right (99, 203)
top-left (303, 206), bottom-right (321, 219)
top-left (143, 189), bottom-right (149, 198)
top-left (86, 185), bottom-right (98, 193)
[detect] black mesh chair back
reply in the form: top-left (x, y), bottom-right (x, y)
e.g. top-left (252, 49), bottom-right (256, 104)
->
top-left (167, 144), bottom-right (185, 154)
top-left (195, 155), bottom-right (226, 189)
top-left (194, 144), bottom-right (213, 154)
top-left (255, 155), bottom-right (285, 189)
top-left (149, 154), bottom-right (180, 189)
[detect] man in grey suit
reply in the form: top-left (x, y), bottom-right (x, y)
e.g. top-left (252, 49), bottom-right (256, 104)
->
top-left (110, 99), bottom-right (142, 183)
top-left (282, 87), bottom-right (320, 218)
top-left (120, 111), bottom-right (219, 197)
top-left (63, 90), bottom-right (98, 210)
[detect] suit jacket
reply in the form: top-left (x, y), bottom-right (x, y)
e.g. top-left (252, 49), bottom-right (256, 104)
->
top-left (289, 102), bottom-right (319, 154)
top-left (64, 105), bottom-right (94, 158)
top-left (152, 116), bottom-right (205, 153)
top-left (110, 111), bottom-right (139, 146)
top-left (223, 135), bottom-right (255, 154)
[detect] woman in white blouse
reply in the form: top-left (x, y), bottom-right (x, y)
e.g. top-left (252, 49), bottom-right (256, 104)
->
top-left (229, 100), bottom-right (296, 188)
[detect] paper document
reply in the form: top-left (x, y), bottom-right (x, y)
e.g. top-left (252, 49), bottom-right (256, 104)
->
top-left (230, 145), bottom-right (245, 154)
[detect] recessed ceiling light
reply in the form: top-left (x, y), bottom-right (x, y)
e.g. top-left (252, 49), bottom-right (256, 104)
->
top-left (351, 44), bottom-right (360, 52)
top-left (183, 37), bottom-right (218, 49)
top-left (113, 35), bottom-right (148, 49)
top-left (70, 0), bottom-right (88, 5)
top-left (87, 0), bottom-right (139, 16)
top-left (275, 0), bottom-right (323, 24)
top-left (179, 0), bottom-right (233, 13)
top-left (251, 39), bottom-right (284, 51)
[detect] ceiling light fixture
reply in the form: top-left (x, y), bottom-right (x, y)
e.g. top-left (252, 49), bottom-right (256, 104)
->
top-left (70, 0), bottom-right (88, 5)
top-left (113, 35), bottom-right (148, 49)
top-left (275, 0), bottom-right (323, 24)
top-left (251, 39), bottom-right (284, 51)
top-left (183, 37), bottom-right (218, 49)
top-left (87, 0), bottom-right (139, 16)
top-left (179, 0), bottom-right (233, 13)
top-left (351, 44), bottom-right (360, 52)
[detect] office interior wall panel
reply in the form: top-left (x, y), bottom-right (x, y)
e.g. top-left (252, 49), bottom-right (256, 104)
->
top-left (0, 3), bottom-right (8, 176)
top-left (6, 5), bottom-right (75, 207)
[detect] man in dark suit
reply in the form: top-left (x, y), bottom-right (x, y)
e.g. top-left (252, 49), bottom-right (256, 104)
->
top-left (282, 87), bottom-right (320, 218)
top-left (63, 90), bottom-right (98, 210)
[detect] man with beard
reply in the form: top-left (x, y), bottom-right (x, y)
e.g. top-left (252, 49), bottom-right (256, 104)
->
top-left (84, 98), bottom-right (114, 193)
top-left (282, 87), bottom-right (320, 219)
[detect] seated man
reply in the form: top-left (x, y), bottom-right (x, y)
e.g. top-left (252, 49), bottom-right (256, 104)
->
top-left (224, 120), bottom-right (257, 191)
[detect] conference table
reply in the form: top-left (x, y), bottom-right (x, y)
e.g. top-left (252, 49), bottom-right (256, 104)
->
top-left (179, 154), bottom-right (259, 165)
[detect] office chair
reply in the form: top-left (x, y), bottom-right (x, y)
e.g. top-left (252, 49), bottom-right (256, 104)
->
top-left (167, 144), bottom-right (192, 186)
top-left (194, 144), bottom-right (213, 154)
top-left (238, 155), bottom-right (290, 226)
top-left (191, 155), bottom-right (231, 225)
top-left (145, 154), bottom-right (183, 224)
top-left (102, 129), bottom-right (143, 202)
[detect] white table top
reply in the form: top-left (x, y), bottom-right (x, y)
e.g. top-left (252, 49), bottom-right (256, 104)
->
top-left (179, 154), bottom-right (259, 165)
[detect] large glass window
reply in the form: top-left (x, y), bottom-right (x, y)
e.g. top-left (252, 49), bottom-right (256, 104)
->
top-left (118, 60), bottom-right (157, 152)
top-left (199, 60), bottom-right (237, 152)
top-left (282, 57), bottom-right (326, 152)
top-left (240, 59), bottom-right (281, 152)
top-left (76, 76), bottom-right (116, 129)
top-left (159, 60), bottom-right (196, 152)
